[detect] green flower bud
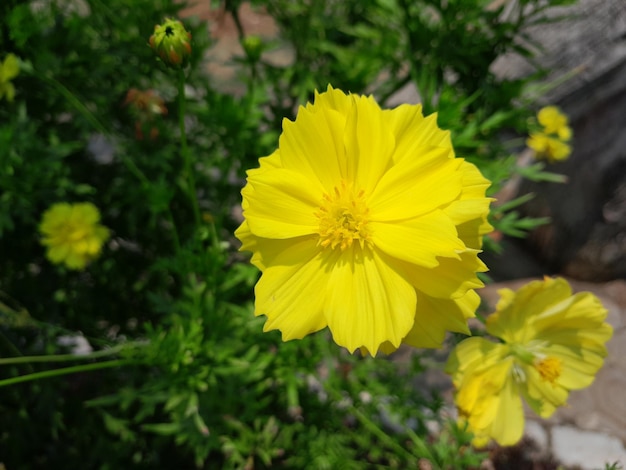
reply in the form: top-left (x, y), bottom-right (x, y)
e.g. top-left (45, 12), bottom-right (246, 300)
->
top-left (149, 18), bottom-right (192, 69)
top-left (241, 35), bottom-right (264, 62)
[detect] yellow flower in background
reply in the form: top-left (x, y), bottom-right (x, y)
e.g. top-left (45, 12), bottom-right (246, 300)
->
top-left (40, 202), bottom-right (110, 270)
top-left (0, 53), bottom-right (20, 102)
top-left (236, 85), bottom-right (493, 355)
top-left (446, 277), bottom-right (612, 447)
top-left (537, 106), bottom-right (571, 141)
top-left (526, 133), bottom-right (571, 163)
top-left (527, 106), bottom-right (573, 163)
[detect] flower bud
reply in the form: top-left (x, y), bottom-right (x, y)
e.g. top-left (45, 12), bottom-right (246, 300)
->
top-left (149, 18), bottom-right (192, 69)
top-left (241, 35), bottom-right (264, 62)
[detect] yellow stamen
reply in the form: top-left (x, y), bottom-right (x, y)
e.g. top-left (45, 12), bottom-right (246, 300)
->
top-left (535, 356), bottom-right (562, 384)
top-left (316, 180), bottom-right (372, 251)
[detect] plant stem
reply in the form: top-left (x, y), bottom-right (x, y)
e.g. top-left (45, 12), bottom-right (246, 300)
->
top-left (327, 387), bottom-right (440, 468)
top-left (0, 359), bottom-right (133, 388)
top-left (177, 69), bottom-right (202, 229)
top-left (0, 342), bottom-right (144, 366)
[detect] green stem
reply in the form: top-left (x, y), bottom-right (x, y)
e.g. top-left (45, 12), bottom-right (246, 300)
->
top-left (177, 69), bottom-right (202, 228)
top-left (0, 359), bottom-right (132, 388)
top-left (328, 387), bottom-right (439, 467)
top-left (405, 427), bottom-right (442, 469)
top-left (0, 342), bottom-right (144, 366)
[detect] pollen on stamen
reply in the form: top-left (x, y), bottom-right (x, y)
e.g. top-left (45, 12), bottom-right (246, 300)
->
top-left (535, 356), bottom-right (562, 384)
top-left (315, 181), bottom-right (372, 251)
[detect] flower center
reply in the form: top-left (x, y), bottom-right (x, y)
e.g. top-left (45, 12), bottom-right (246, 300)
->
top-left (316, 180), bottom-right (371, 251)
top-left (534, 356), bottom-right (562, 384)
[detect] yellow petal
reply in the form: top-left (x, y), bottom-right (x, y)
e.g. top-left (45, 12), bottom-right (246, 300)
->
top-left (280, 106), bottom-right (345, 187)
top-left (401, 289), bottom-right (478, 349)
top-left (311, 85), bottom-right (352, 115)
top-left (48, 245), bottom-right (70, 263)
top-left (65, 252), bottom-right (88, 270)
top-left (383, 108), bottom-right (451, 164)
top-left (390, 251), bottom-right (486, 299)
top-left (370, 210), bottom-right (465, 269)
top-left (343, 94), bottom-right (395, 190)
top-left (486, 277), bottom-right (573, 344)
top-left (369, 149), bottom-right (462, 221)
top-left (520, 364), bottom-right (569, 418)
top-left (454, 354), bottom-right (523, 446)
top-left (255, 248), bottom-right (328, 341)
top-left (244, 168), bottom-right (323, 239)
top-left (2, 54), bottom-right (19, 80)
top-left (324, 248), bottom-right (416, 354)
top-left (75, 202), bottom-right (101, 224)
top-left (487, 373), bottom-right (525, 446)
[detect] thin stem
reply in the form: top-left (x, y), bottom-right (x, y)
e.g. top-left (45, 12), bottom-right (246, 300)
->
top-left (405, 427), bottom-right (442, 469)
top-left (177, 69), bottom-right (202, 228)
top-left (0, 342), bottom-right (144, 366)
top-left (0, 359), bottom-right (133, 388)
top-left (328, 387), bottom-right (439, 468)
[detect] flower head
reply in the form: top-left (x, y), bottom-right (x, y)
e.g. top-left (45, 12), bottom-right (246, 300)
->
top-left (537, 106), bottom-right (571, 141)
top-left (446, 277), bottom-right (612, 447)
top-left (526, 133), bottom-right (571, 163)
top-left (40, 202), bottom-right (110, 270)
top-left (527, 106), bottom-right (573, 162)
top-left (149, 19), bottom-right (192, 69)
top-left (0, 53), bottom-right (20, 102)
top-left (236, 86), bottom-right (492, 355)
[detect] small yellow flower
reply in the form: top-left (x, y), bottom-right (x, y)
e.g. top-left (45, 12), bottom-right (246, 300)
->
top-left (537, 106), bottom-right (571, 141)
top-left (0, 54), bottom-right (20, 102)
top-left (40, 202), bottom-right (110, 270)
top-left (236, 86), bottom-right (493, 355)
top-left (526, 132), bottom-right (571, 163)
top-left (446, 277), bottom-right (612, 447)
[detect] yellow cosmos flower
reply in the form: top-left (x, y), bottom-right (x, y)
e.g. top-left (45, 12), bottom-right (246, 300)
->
top-left (0, 53), bottom-right (20, 102)
top-left (526, 132), bottom-right (571, 163)
top-left (40, 202), bottom-right (110, 270)
top-left (537, 106), bottom-right (571, 141)
top-left (446, 277), bottom-right (612, 447)
top-left (235, 86), bottom-right (493, 355)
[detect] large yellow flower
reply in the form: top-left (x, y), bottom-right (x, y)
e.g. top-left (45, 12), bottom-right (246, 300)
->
top-left (235, 86), bottom-right (492, 355)
top-left (40, 202), bottom-right (110, 270)
top-left (446, 277), bottom-right (613, 447)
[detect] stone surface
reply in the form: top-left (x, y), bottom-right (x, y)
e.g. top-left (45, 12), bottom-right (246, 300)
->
top-left (551, 426), bottom-right (626, 470)
top-left (489, 0), bottom-right (626, 282)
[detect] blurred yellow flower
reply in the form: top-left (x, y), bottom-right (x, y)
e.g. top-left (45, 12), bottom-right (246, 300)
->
top-left (537, 106), bottom-right (571, 141)
top-left (236, 85), bottom-right (492, 355)
top-left (0, 53), bottom-right (20, 102)
top-left (446, 277), bottom-right (612, 447)
top-left (40, 202), bottom-right (110, 270)
top-left (527, 106), bottom-right (573, 163)
top-left (526, 133), bottom-right (571, 163)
